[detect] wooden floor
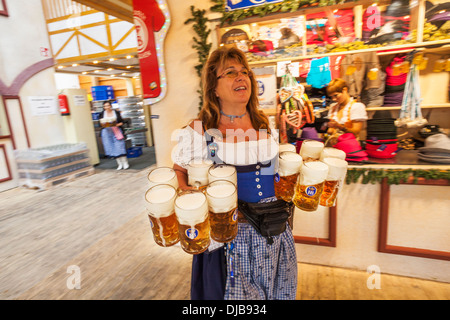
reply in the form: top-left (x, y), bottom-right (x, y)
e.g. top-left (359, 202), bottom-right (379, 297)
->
top-left (0, 167), bottom-right (449, 300)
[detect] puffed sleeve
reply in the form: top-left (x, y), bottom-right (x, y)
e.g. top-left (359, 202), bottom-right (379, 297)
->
top-left (350, 102), bottom-right (368, 121)
top-left (172, 126), bottom-right (207, 169)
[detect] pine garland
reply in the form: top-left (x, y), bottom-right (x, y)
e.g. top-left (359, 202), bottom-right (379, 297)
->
top-left (185, 6), bottom-right (212, 108)
top-left (210, 0), bottom-right (353, 26)
top-left (345, 168), bottom-right (450, 185)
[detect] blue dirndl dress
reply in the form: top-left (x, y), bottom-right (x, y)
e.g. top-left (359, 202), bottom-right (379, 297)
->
top-left (190, 132), bottom-right (297, 300)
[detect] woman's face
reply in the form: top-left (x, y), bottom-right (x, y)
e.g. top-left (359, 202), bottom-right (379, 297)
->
top-left (215, 60), bottom-right (252, 107)
top-left (330, 87), bottom-right (349, 105)
top-left (103, 102), bottom-right (112, 110)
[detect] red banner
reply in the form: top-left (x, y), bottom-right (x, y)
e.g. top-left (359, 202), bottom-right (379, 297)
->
top-left (133, 0), bottom-right (166, 99)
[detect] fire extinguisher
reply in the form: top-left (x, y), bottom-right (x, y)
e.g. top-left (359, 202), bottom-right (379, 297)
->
top-left (59, 94), bottom-right (70, 116)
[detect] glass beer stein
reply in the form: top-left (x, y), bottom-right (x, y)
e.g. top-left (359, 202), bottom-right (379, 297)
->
top-left (206, 180), bottom-right (238, 243)
top-left (175, 190), bottom-right (211, 254)
top-left (187, 159), bottom-right (213, 190)
top-left (145, 184), bottom-right (180, 247)
top-left (274, 151), bottom-right (303, 202)
top-left (147, 167), bottom-right (179, 189)
top-left (319, 157), bottom-right (348, 207)
top-left (208, 164), bottom-right (237, 186)
top-left (293, 161), bottom-right (329, 211)
top-left (319, 147), bottom-right (346, 161)
top-left (300, 140), bottom-right (324, 162)
top-left (279, 143), bottom-right (296, 153)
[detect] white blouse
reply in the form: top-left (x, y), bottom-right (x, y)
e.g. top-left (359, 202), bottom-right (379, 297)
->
top-left (172, 126), bottom-right (279, 168)
top-left (327, 99), bottom-right (368, 124)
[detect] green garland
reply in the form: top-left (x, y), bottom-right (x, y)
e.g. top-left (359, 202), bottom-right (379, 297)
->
top-left (184, 6), bottom-right (212, 108)
top-left (345, 168), bottom-right (450, 185)
top-left (211, 0), bottom-right (354, 25)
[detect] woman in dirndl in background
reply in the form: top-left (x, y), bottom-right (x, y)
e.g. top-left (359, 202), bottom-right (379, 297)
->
top-left (173, 47), bottom-right (297, 300)
top-left (99, 101), bottom-right (129, 170)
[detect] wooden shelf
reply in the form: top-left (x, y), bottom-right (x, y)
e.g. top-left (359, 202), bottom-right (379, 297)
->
top-left (249, 39), bottom-right (450, 67)
top-left (366, 103), bottom-right (450, 111)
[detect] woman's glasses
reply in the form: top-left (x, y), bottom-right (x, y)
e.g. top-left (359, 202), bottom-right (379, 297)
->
top-left (217, 68), bottom-right (251, 79)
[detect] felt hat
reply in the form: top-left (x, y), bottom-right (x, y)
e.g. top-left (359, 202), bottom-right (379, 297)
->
top-left (417, 134), bottom-right (450, 163)
top-left (297, 127), bottom-right (323, 141)
top-left (334, 133), bottom-right (368, 162)
top-left (418, 133), bottom-right (450, 155)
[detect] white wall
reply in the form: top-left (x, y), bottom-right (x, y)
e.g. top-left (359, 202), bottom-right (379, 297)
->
top-left (149, 0), bottom-right (215, 167)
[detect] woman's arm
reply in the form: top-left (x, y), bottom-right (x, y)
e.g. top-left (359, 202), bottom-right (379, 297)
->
top-left (173, 163), bottom-right (192, 191)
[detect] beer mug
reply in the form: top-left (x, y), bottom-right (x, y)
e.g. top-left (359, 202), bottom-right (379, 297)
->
top-left (293, 161), bottom-right (329, 211)
top-left (275, 151), bottom-right (302, 202)
top-left (145, 184), bottom-right (179, 247)
top-left (319, 157), bottom-right (348, 207)
top-left (147, 167), bottom-right (179, 189)
top-left (208, 164), bottom-right (237, 186)
top-left (300, 140), bottom-right (324, 162)
top-left (175, 190), bottom-right (210, 254)
top-left (187, 159), bottom-right (213, 190)
top-left (206, 180), bottom-right (238, 243)
top-left (319, 147), bottom-right (346, 161)
top-left (279, 143), bottom-right (296, 153)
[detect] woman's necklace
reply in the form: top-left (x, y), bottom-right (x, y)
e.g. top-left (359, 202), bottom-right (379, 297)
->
top-left (220, 110), bottom-right (247, 123)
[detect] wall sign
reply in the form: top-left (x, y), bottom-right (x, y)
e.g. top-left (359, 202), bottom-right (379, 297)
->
top-left (29, 96), bottom-right (58, 116)
top-left (133, 0), bottom-right (170, 104)
top-left (225, 0), bottom-right (283, 12)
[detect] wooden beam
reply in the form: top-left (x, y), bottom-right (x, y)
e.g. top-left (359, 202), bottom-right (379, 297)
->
top-left (71, 0), bottom-right (134, 23)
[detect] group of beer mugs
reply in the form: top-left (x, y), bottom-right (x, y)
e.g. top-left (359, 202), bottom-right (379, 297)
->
top-left (275, 140), bottom-right (348, 212)
top-left (145, 162), bottom-right (238, 254)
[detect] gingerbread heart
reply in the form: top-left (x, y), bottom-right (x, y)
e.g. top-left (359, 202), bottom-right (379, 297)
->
top-left (292, 85), bottom-right (304, 102)
top-left (279, 87), bottom-right (294, 104)
top-left (285, 110), bottom-right (302, 129)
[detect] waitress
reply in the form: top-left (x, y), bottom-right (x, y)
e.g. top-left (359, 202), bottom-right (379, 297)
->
top-left (326, 78), bottom-right (368, 139)
top-left (173, 47), bottom-right (297, 300)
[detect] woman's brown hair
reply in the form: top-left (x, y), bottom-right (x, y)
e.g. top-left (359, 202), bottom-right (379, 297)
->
top-left (326, 78), bottom-right (348, 95)
top-left (198, 47), bottom-right (270, 133)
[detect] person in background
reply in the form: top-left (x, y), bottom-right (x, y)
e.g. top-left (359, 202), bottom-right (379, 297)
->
top-left (278, 28), bottom-right (300, 48)
top-left (172, 47), bottom-right (297, 300)
top-left (326, 78), bottom-right (368, 139)
top-left (99, 101), bottom-right (129, 170)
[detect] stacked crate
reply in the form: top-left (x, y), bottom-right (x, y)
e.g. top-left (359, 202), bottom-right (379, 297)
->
top-left (15, 143), bottom-right (95, 190)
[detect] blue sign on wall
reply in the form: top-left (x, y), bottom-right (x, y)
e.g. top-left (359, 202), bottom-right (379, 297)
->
top-left (226, 0), bottom-right (283, 12)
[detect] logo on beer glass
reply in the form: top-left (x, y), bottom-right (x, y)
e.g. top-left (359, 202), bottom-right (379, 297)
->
top-left (186, 228), bottom-right (199, 240)
top-left (306, 186), bottom-right (317, 196)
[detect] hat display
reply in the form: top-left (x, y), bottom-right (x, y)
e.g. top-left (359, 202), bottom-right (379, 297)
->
top-left (417, 134), bottom-right (450, 163)
top-left (297, 127), bottom-right (323, 141)
top-left (366, 117), bottom-right (398, 159)
top-left (334, 133), bottom-right (368, 162)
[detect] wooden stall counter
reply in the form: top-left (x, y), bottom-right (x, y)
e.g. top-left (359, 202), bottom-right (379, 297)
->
top-left (292, 150), bottom-right (450, 283)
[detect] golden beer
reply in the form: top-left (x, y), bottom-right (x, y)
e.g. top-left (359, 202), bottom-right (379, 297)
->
top-left (275, 173), bottom-right (299, 202)
top-left (319, 157), bottom-right (348, 208)
top-left (206, 180), bottom-right (238, 242)
top-left (293, 181), bottom-right (325, 211)
top-left (147, 212), bottom-right (179, 247)
top-left (293, 161), bottom-right (328, 211)
top-left (145, 184), bottom-right (179, 247)
top-left (175, 190), bottom-right (211, 254)
top-left (319, 180), bottom-right (339, 207)
top-left (178, 219), bottom-right (211, 254)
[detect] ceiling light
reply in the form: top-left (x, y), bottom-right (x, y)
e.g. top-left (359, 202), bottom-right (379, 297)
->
top-left (93, 60), bottom-right (99, 64)
top-left (82, 72), bottom-right (88, 75)
top-left (126, 66), bottom-right (132, 69)
top-left (107, 68), bottom-right (113, 71)
top-left (109, 58), bottom-right (115, 61)
top-left (72, 63), bottom-right (78, 67)
top-left (122, 73), bottom-right (127, 76)
top-left (57, 66), bottom-right (64, 69)
top-left (110, 75), bottom-right (115, 77)
top-left (94, 70), bottom-right (100, 73)
top-left (126, 55), bottom-right (133, 59)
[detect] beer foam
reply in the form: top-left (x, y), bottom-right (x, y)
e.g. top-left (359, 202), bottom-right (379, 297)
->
top-left (323, 157), bottom-right (348, 181)
top-left (208, 165), bottom-right (237, 185)
top-left (300, 140), bottom-right (324, 160)
top-left (206, 183), bottom-right (237, 213)
top-left (299, 161), bottom-right (329, 185)
top-left (188, 159), bottom-right (213, 186)
top-left (148, 167), bottom-right (179, 189)
top-left (278, 151), bottom-right (302, 176)
top-left (145, 185), bottom-right (176, 218)
top-left (320, 148), bottom-right (346, 161)
top-left (279, 143), bottom-right (296, 153)
top-left (175, 192), bottom-right (208, 226)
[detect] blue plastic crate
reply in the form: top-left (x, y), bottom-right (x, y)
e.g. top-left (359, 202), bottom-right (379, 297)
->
top-left (127, 147), bottom-right (142, 158)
